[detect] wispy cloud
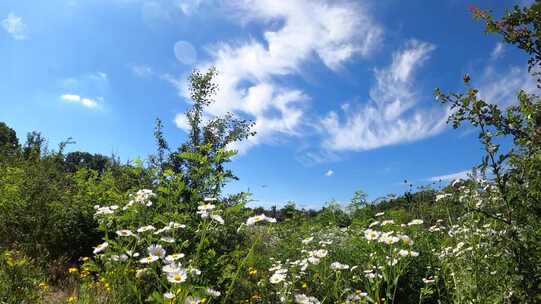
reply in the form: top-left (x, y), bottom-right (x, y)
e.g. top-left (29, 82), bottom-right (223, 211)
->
top-left (130, 64), bottom-right (154, 78)
top-left (320, 40), bottom-right (448, 152)
top-left (490, 42), bottom-right (505, 60)
top-left (428, 170), bottom-right (471, 182)
top-left (167, 0), bottom-right (382, 154)
top-left (60, 94), bottom-right (102, 109)
top-left (325, 169), bottom-right (334, 177)
top-left (476, 65), bottom-right (538, 107)
top-left (2, 12), bottom-right (27, 40)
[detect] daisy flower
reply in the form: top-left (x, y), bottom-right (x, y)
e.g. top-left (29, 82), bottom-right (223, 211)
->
top-left (93, 242), bottom-right (108, 255)
top-left (147, 244), bottom-right (166, 258)
top-left (167, 268), bottom-right (188, 284)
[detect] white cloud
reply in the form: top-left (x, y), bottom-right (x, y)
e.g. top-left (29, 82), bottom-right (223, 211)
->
top-left (477, 65), bottom-right (538, 107)
top-left (324, 169), bottom-right (334, 176)
top-left (169, 0), bottom-right (382, 154)
top-left (2, 12), bottom-right (27, 40)
top-left (321, 40), bottom-right (448, 152)
top-left (60, 94), bottom-right (101, 109)
top-left (490, 42), bottom-right (505, 60)
top-left (179, 0), bottom-right (204, 15)
top-left (428, 170), bottom-right (471, 182)
top-left (130, 64), bottom-right (154, 78)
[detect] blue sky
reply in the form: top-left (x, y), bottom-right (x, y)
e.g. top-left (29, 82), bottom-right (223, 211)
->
top-left (1, 0), bottom-right (536, 209)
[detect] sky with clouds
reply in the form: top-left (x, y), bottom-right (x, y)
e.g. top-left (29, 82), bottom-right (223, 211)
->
top-left (0, 0), bottom-right (536, 208)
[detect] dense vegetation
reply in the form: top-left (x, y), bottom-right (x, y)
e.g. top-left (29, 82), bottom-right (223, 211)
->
top-left (1, 3), bottom-right (540, 304)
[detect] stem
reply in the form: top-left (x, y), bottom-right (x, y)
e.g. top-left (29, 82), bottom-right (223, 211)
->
top-left (222, 229), bottom-right (261, 303)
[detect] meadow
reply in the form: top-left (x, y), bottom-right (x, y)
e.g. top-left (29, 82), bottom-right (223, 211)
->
top-left (1, 4), bottom-right (540, 304)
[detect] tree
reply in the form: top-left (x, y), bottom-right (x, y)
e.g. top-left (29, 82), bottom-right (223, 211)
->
top-left (64, 151), bottom-right (112, 174)
top-left (0, 122), bottom-right (19, 159)
top-left (168, 68), bottom-right (255, 207)
top-left (22, 131), bottom-right (45, 161)
top-left (435, 3), bottom-right (541, 300)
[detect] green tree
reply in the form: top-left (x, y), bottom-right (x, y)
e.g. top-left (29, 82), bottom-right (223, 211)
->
top-left (0, 122), bottom-right (19, 159)
top-left (435, 3), bottom-right (541, 300)
top-left (169, 68), bottom-right (255, 207)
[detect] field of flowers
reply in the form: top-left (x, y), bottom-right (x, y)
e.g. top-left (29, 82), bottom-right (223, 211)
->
top-left (1, 3), bottom-right (541, 304)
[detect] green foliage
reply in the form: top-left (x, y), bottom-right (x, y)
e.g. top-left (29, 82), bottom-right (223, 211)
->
top-left (0, 249), bottom-right (46, 303)
top-left (1, 2), bottom-right (541, 302)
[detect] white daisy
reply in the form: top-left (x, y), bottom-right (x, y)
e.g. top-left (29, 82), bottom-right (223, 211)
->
top-left (137, 225), bottom-right (156, 233)
top-left (139, 256), bottom-right (159, 264)
top-left (269, 272), bottom-right (287, 284)
top-left (165, 253), bottom-right (185, 263)
top-left (166, 268), bottom-right (188, 284)
top-left (93, 242), bottom-right (109, 254)
top-left (116, 229), bottom-right (134, 237)
top-left (147, 244), bottom-right (166, 258)
top-left (210, 214), bottom-right (224, 224)
top-left (160, 236), bottom-right (176, 243)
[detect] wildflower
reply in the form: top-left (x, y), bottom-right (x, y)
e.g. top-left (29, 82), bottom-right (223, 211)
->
top-left (187, 267), bottom-right (201, 276)
top-left (204, 197), bottom-right (218, 202)
top-left (422, 277), bottom-right (435, 284)
top-left (302, 237), bottom-right (314, 244)
top-left (368, 221), bottom-right (380, 228)
top-left (380, 234), bottom-right (400, 245)
top-left (160, 236), bottom-right (176, 243)
top-left (206, 288), bottom-right (221, 297)
top-left (137, 225), bottom-right (156, 233)
top-left (399, 235), bottom-right (414, 246)
top-left (248, 267), bottom-right (258, 276)
top-left (246, 214), bottom-right (276, 226)
top-left (126, 250), bottom-right (140, 258)
top-left (307, 257), bottom-right (320, 265)
top-left (311, 249), bottom-right (328, 258)
top-left (148, 244), bottom-right (166, 259)
top-left (165, 253), bottom-right (185, 263)
top-left (198, 203), bottom-right (216, 211)
top-left (93, 242), bottom-right (109, 255)
top-left (116, 229), bottom-right (134, 237)
top-left (196, 210), bottom-right (209, 218)
top-left (185, 296), bottom-right (201, 304)
top-left (269, 272), bottom-right (287, 284)
top-left (435, 193), bottom-right (451, 201)
top-left (330, 262), bottom-right (349, 270)
top-left (295, 294), bottom-right (321, 304)
top-left (67, 296), bottom-right (77, 303)
top-left (139, 256), bottom-right (159, 264)
top-left (68, 267), bottom-right (78, 274)
top-left (375, 212), bottom-right (385, 217)
top-left (364, 229), bottom-right (380, 241)
top-left (95, 206), bottom-right (115, 216)
top-left (164, 292), bottom-right (175, 300)
top-left (111, 254), bottom-right (128, 262)
top-left (163, 262), bottom-right (182, 273)
top-left (398, 249), bottom-right (409, 257)
top-left (210, 214), bottom-right (224, 224)
top-left (168, 222), bottom-right (186, 229)
top-left (407, 219), bottom-right (424, 226)
top-left (167, 268), bottom-right (188, 284)
top-left (155, 226), bottom-right (173, 234)
top-left (381, 220), bottom-right (395, 226)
